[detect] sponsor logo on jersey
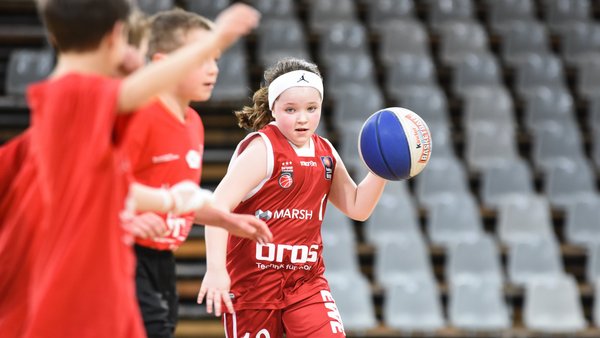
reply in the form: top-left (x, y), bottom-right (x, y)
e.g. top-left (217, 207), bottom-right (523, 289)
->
top-left (300, 160), bottom-right (317, 167)
top-left (186, 150), bottom-right (201, 169)
top-left (255, 209), bottom-right (273, 221)
top-left (256, 243), bottom-right (319, 263)
top-left (279, 160), bottom-right (294, 189)
top-left (152, 153), bottom-right (180, 164)
top-left (254, 208), bottom-right (313, 221)
top-left (320, 156), bottom-right (333, 180)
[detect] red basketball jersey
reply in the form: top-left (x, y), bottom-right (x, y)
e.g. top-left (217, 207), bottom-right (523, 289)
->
top-left (24, 74), bottom-right (144, 338)
top-left (0, 131), bottom-right (43, 337)
top-left (120, 101), bottom-right (204, 250)
top-left (227, 124), bottom-right (337, 310)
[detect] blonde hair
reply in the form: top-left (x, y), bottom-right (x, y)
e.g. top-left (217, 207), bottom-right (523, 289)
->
top-left (147, 8), bottom-right (213, 57)
top-left (236, 58), bottom-right (322, 131)
top-left (127, 9), bottom-right (149, 48)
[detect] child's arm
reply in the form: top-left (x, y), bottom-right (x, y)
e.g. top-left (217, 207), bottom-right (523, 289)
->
top-left (197, 138), bottom-right (269, 316)
top-left (328, 147), bottom-right (387, 221)
top-left (193, 204), bottom-right (272, 244)
top-left (130, 181), bottom-right (213, 214)
top-left (117, 4), bottom-right (260, 113)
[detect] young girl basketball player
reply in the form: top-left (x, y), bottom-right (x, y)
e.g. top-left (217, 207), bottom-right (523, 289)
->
top-left (197, 58), bottom-right (388, 337)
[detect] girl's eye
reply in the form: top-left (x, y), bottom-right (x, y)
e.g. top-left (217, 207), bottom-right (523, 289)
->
top-left (285, 107), bottom-right (295, 113)
top-left (308, 106), bottom-right (317, 112)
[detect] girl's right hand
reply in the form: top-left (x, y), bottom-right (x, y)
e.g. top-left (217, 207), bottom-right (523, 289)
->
top-left (197, 268), bottom-right (233, 316)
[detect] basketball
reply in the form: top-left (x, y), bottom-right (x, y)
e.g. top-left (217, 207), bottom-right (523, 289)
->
top-left (358, 107), bottom-right (432, 181)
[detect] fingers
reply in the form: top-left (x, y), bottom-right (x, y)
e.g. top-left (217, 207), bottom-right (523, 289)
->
top-left (222, 290), bottom-right (235, 315)
top-left (124, 213), bottom-right (168, 239)
top-left (197, 286), bottom-right (207, 304)
top-left (252, 219), bottom-right (273, 243)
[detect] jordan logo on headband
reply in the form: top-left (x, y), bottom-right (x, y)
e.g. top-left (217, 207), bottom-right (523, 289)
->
top-left (297, 73), bottom-right (309, 83)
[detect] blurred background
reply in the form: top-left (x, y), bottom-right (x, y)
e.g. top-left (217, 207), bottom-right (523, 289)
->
top-left (2, 0), bottom-right (600, 337)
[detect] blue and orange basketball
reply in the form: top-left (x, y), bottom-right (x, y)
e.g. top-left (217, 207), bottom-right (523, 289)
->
top-left (358, 107), bottom-right (432, 181)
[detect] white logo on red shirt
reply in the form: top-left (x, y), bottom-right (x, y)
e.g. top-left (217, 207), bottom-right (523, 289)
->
top-left (186, 150), bottom-right (201, 169)
top-left (152, 153), bottom-right (180, 163)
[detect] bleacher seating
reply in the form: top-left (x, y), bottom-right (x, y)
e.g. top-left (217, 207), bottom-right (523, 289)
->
top-left (2, 0), bottom-right (600, 337)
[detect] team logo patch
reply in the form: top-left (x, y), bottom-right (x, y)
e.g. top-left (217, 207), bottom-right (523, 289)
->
top-left (320, 156), bottom-right (333, 180)
top-left (279, 161), bottom-right (294, 189)
top-left (279, 173), bottom-right (293, 189)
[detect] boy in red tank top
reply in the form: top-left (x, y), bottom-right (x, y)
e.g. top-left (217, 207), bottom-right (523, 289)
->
top-left (119, 10), bottom-right (271, 338)
top-left (197, 58), bottom-right (389, 337)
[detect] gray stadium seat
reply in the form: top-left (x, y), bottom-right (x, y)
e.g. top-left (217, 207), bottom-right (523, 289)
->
top-left (498, 20), bottom-right (550, 66)
top-left (508, 237), bottom-right (564, 286)
top-left (464, 122), bottom-right (519, 172)
top-left (185, 0), bottom-right (228, 19)
top-left (480, 158), bottom-right (535, 209)
top-left (324, 53), bottom-right (378, 101)
top-left (427, 194), bottom-right (484, 247)
top-left (439, 21), bottom-right (489, 66)
top-left (385, 54), bottom-right (437, 100)
top-left (565, 197), bottom-right (600, 248)
top-left (250, 0), bottom-right (296, 19)
top-left (322, 230), bottom-right (361, 278)
top-left (307, 0), bottom-right (356, 34)
top-left (256, 18), bottom-right (310, 69)
top-left (587, 243), bottom-right (600, 283)
top-left (523, 86), bottom-right (575, 132)
top-left (594, 279), bottom-right (600, 326)
top-left (576, 57), bottom-right (600, 99)
top-left (366, 0), bottom-right (416, 33)
top-left (138, 0), bottom-right (174, 14)
top-left (524, 275), bottom-right (587, 333)
top-left (428, 0), bottom-right (476, 31)
top-left (210, 51), bottom-right (249, 102)
top-left (319, 21), bottom-right (369, 64)
top-left (497, 195), bottom-right (555, 246)
top-left (384, 278), bottom-right (446, 332)
top-left (375, 233), bottom-right (434, 288)
top-left (378, 19), bottom-right (430, 67)
top-left (558, 22), bottom-right (600, 66)
top-left (322, 203), bottom-right (356, 244)
top-left (486, 0), bottom-right (536, 32)
top-left (544, 158), bottom-right (598, 210)
top-left (462, 87), bottom-right (515, 127)
top-left (6, 49), bottom-right (54, 96)
top-left (449, 281), bottom-right (511, 331)
top-left (542, 0), bottom-right (591, 33)
top-left (532, 121), bottom-right (585, 173)
top-left (452, 53), bottom-right (503, 98)
top-left (365, 190), bottom-right (421, 247)
top-left (514, 53), bottom-right (566, 98)
top-left (446, 234), bottom-right (504, 288)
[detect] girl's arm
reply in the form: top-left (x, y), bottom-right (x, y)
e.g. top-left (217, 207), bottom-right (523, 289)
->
top-left (198, 137), bottom-right (269, 316)
top-left (327, 147), bottom-right (387, 221)
top-left (117, 4), bottom-right (259, 113)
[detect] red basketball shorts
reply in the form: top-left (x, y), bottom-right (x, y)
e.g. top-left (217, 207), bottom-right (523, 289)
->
top-left (222, 289), bottom-right (346, 338)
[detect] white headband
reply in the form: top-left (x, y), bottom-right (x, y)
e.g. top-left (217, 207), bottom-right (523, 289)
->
top-left (267, 70), bottom-right (324, 110)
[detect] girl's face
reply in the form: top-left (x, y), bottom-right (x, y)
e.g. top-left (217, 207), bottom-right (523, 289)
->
top-left (271, 86), bottom-right (322, 148)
